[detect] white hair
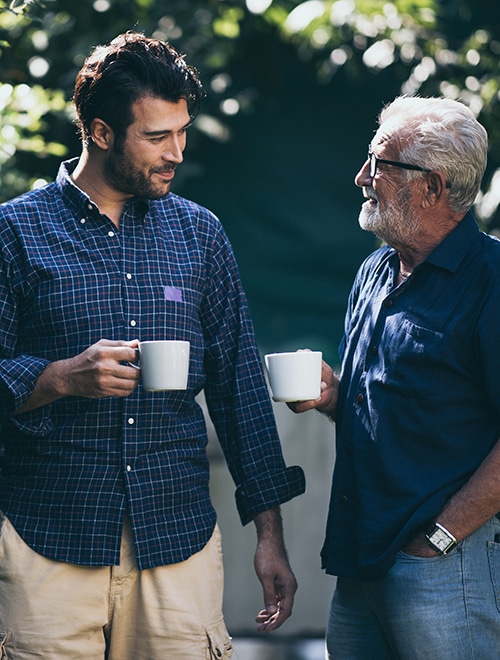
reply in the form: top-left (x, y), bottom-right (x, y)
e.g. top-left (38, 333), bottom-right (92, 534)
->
top-left (379, 96), bottom-right (488, 213)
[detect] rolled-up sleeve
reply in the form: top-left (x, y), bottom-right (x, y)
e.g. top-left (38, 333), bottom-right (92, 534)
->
top-left (200, 219), bottom-right (305, 524)
top-left (0, 356), bottom-right (52, 434)
top-left (0, 215), bottom-right (53, 429)
top-left (235, 465), bottom-right (306, 525)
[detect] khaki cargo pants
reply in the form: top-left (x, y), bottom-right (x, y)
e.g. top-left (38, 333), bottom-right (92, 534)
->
top-left (0, 511), bottom-right (233, 659)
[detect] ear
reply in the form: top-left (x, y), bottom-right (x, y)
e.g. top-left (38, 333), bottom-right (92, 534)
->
top-left (421, 171), bottom-right (447, 209)
top-left (89, 118), bottom-right (114, 151)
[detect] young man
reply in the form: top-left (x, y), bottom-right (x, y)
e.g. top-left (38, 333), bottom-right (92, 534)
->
top-left (0, 32), bottom-right (305, 659)
top-left (293, 96), bottom-right (500, 659)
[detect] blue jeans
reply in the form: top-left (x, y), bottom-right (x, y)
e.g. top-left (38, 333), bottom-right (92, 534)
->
top-left (326, 517), bottom-right (500, 659)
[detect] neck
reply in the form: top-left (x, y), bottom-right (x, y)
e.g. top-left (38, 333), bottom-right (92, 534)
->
top-left (71, 150), bottom-right (129, 228)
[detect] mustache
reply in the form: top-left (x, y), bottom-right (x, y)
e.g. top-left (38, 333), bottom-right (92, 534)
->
top-left (151, 163), bottom-right (178, 174)
top-left (362, 186), bottom-right (378, 202)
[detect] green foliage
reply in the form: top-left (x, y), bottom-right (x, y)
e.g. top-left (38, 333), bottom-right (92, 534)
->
top-left (262, 0), bottom-right (500, 231)
top-left (0, 82), bottom-right (68, 194)
top-left (1, 0), bottom-right (499, 230)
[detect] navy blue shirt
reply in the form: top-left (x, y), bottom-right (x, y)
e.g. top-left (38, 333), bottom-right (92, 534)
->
top-left (321, 212), bottom-right (500, 580)
top-left (0, 159), bottom-right (305, 569)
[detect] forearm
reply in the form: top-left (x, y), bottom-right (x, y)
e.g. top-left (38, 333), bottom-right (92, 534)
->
top-left (253, 507), bottom-right (286, 549)
top-left (406, 437), bottom-right (500, 556)
top-left (436, 437), bottom-right (500, 541)
top-left (253, 506), bottom-right (297, 632)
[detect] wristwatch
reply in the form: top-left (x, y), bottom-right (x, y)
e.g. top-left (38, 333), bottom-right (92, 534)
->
top-left (425, 522), bottom-right (457, 555)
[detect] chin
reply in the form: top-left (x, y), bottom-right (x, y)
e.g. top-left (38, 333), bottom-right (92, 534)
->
top-left (358, 208), bottom-right (380, 233)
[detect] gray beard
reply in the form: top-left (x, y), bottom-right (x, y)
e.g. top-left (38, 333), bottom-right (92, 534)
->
top-left (359, 192), bottom-right (421, 246)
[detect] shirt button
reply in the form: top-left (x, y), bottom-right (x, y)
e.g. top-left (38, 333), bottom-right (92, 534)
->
top-left (339, 495), bottom-right (348, 505)
top-left (127, 418), bottom-right (135, 425)
top-left (108, 231), bottom-right (115, 237)
top-left (80, 218), bottom-right (86, 224)
top-left (86, 203), bottom-right (93, 212)
top-left (130, 320), bottom-right (137, 327)
top-left (126, 465), bottom-right (132, 472)
top-left (384, 299), bottom-right (394, 308)
top-left (355, 393), bottom-right (364, 404)
top-left (126, 273), bottom-right (132, 280)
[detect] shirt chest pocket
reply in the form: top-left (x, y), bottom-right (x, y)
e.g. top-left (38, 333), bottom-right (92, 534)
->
top-left (380, 319), bottom-right (447, 397)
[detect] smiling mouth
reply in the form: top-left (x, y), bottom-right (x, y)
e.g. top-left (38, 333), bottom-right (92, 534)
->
top-left (363, 187), bottom-right (378, 203)
top-left (153, 168), bottom-right (176, 181)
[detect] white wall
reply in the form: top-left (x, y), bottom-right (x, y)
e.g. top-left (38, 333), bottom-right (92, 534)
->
top-left (207, 397), bottom-right (337, 637)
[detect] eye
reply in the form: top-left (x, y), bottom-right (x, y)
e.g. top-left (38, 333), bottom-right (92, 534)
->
top-left (145, 134), bottom-right (168, 143)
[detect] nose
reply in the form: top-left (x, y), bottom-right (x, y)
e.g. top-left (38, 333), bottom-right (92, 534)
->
top-left (163, 133), bottom-right (185, 164)
top-left (355, 158), bottom-right (371, 188)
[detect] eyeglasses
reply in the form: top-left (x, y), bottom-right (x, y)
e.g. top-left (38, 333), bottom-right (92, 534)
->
top-left (368, 147), bottom-right (432, 179)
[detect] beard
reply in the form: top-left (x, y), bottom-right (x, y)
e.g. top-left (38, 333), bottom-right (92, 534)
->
top-left (103, 140), bottom-right (175, 200)
top-left (358, 186), bottom-right (422, 246)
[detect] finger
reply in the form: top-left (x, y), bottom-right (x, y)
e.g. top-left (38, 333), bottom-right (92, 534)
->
top-left (255, 608), bottom-right (280, 633)
top-left (256, 603), bottom-right (290, 633)
top-left (105, 344), bottom-right (140, 366)
top-left (94, 338), bottom-right (139, 348)
top-left (260, 578), bottom-right (279, 615)
top-left (257, 584), bottom-right (291, 633)
top-left (257, 616), bottom-right (280, 633)
top-left (287, 397), bottom-right (321, 414)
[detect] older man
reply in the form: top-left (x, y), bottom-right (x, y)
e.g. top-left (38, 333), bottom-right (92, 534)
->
top-left (293, 96), bottom-right (500, 659)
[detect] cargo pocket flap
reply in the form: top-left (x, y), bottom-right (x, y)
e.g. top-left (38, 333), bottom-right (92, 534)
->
top-left (0, 631), bottom-right (9, 659)
top-left (206, 619), bottom-right (233, 659)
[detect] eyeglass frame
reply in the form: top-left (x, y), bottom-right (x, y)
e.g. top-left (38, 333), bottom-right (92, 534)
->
top-left (367, 147), bottom-right (432, 179)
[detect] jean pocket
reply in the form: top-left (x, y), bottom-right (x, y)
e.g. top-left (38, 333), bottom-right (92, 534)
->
top-left (487, 540), bottom-right (500, 613)
top-left (205, 618), bottom-right (233, 659)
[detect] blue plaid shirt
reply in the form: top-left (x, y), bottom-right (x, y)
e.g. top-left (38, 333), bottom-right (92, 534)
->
top-left (0, 159), bottom-right (305, 569)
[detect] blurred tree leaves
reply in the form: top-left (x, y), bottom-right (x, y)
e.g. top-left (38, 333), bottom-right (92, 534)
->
top-left (1, 0), bottom-right (500, 360)
top-left (1, 0), bottom-right (499, 230)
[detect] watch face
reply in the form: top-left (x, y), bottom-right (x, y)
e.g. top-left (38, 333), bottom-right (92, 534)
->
top-left (431, 527), bottom-right (451, 552)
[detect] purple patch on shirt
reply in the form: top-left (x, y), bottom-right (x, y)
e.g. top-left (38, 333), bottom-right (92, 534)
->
top-left (164, 285), bottom-right (183, 302)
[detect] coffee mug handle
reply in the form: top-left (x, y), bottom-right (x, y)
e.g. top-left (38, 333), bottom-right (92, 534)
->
top-left (128, 347), bottom-right (140, 370)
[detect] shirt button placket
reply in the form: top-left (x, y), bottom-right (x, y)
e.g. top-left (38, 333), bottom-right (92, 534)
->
top-left (125, 417), bottom-right (136, 474)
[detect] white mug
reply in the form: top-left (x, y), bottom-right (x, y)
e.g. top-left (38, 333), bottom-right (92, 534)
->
top-left (134, 340), bottom-right (190, 392)
top-left (264, 350), bottom-right (322, 402)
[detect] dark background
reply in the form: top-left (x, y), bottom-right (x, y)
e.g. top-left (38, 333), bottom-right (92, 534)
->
top-left (2, 0), bottom-right (499, 364)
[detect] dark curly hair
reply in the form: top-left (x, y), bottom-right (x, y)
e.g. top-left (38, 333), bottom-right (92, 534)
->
top-left (73, 31), bottom-right (205, 144)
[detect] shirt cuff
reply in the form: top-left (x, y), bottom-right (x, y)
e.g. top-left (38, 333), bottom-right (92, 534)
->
top-left (0, 356), bottom-right (53, 435)
top-left (235, 465), bottom-right (306, 525)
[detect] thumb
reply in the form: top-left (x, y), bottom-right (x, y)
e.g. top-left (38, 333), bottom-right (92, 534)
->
top-left (262, 586), bottom-right (278, 613)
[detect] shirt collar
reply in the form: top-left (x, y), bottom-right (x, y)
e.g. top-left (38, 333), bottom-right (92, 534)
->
top-left (425, 211), bottom-right (480, 274)
top-left (56, 157), bottom-right (150, 222)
